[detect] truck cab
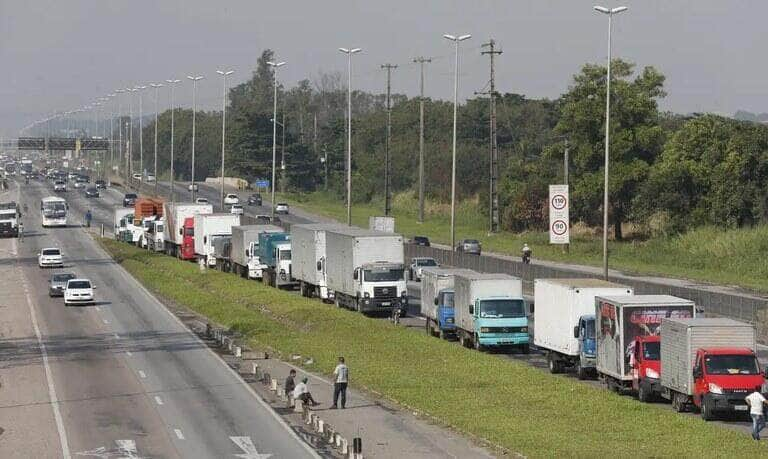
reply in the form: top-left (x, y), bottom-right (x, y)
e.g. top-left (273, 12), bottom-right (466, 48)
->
top-left (273, 241), bottom-right (293, 286)
top-left (470, 296), bottom-right (528, 351)
top-left (146, 218), bottom-right (165, 252)
top-left (692, 347), bottom-right (764, 420)
top-left (435, 288), bottom-right (456, 335)
top-left (0, 203), bottom-right (20, 237)
top-left (630, 335), bottom-right (661, 401)
top-left (245, 240), bottom-right (265, 279)
top-left (575, 314), bottom-right (597, 379)
top-left (180, 217), bottom-right (195, 260)
top-left (353, 261), bottom-right (407, 314)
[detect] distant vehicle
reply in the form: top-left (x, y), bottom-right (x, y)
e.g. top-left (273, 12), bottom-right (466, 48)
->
top-left (38, 247), bottom-right (63, 268)
top-left (0, 202), bottom-right (20, 237)
top-left (247, 193), bottom-right (262, 206)
top-left (224, 193), bottom-right (239, 205)
top-left (254, 214), bottom-right (276, 224)
top-left (275, 202), bottom-right (289, 214)
top-left (84, 187), bottom-right (99, 198)
top-left (123, 193), bottom-right (137, 207)
top-left (230, 204), bottom-right (244, 215)
top-left (132, 173), bottom-right (142, 181)
top-left (195, 197), bottom-right (209, 204)
top-left (49, 272), bottom-right (77, 297)
top-left (412, 236), bottom-right (430, 247)
top-left (95, 180), bottom-right (107, 189)
top-left (73, 179), bottom-right (86, 189)
top-left (456, 239), bottom-right (481, 255)
top-left (409, 257), bottom-right (438, 281)
top-left (145, 174), bottom-right (156, 182)
top-left (64, 278), bottom-right (95, 306)
top-left (188, 183), bottom-right (199, 192)
top-left (53, 181), bottom-right (67, 192)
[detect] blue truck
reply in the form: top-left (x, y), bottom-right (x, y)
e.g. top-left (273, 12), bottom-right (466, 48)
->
top-left (257, 232), bottom-right (296, 288)
top-left (420, 267), bottom-right (476, 339)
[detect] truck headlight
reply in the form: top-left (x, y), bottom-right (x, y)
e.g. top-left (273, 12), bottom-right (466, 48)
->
top-left (364, 292), bottom-right (370, 298)
top-left (480, 327), bottom-right (490, 333)
top-left (708, 383), bottom-right (723, 394)
top-left (645, 368), bottom-right (659, 379)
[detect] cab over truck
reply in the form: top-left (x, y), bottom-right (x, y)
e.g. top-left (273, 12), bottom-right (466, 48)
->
top-left (629, 335), bottom-right (661, 402)
top-left (145, 217), bottom-right (164, 252)
top-left (231, 224), bottom-right (282, 279)
top-left (534, 279), bottom-right (633, 379)
top-left (325, 227), bottom-right (407, 314)
top-left (660, 317), bottom-right (765, 420)
top-left (257, 232), bottom-right (295, 288)
top-left (163, 202), bottom-right (213, 259)
top-left (454, 272), bottom-right (529, 353)
top-left (420, 267), bottom-right (476, 339)
top-left (595, 295), bottom-right (695, 393)
top-left (0, 202), bottom-right (20, 237)
top-left (291, 223), bottom-right (347, 301)
top-left (193, 213), bottom-right (240, 267)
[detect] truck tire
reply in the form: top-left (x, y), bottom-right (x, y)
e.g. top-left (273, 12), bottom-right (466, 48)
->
top-left (458, 332), bottom-right (469, 348)
top-left (548, 353), bottom-right (561, 374)
top-left (638, 383), bottom-right (651, 403)
top-left (577, 364), bottom-right (588, 380)
top-left (700, 396), bottom-right (715, 421)
top-left (473, 335), bottom-right (483, 351)
top-left (520, 344), bottom-right (530, 354)
top-left (439, 328), bottom-right (447, 340)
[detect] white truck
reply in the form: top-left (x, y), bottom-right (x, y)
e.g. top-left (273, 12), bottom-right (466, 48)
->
top-left (420, 267), bottom-right (476, 339)
top-left (291, 223), bottom-right (347, 301)
top-left (534, 279), bottom-right (633, 379)
top-left (231, 224), bottom-right (283, 279)
top-left (454, 272), bottom-right (529, 352)
top-left (0, 202), bottom-right (20, 237)
top-left (193, 213), bottom-right (241, 267)
top-left (163, 202), bottom-right (213, 258)
top-left (112, 207), bottom-right (142, 243)
top-left (325, 227), bottom-right (407, 314)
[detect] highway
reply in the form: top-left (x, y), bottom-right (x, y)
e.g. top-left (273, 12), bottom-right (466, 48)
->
top-left (0, 177), bottom-right (317, 458)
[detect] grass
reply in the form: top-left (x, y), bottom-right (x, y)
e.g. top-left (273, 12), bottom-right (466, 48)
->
top-left (279, 191), bottom-right (768, 292)
top-left (102, 239), bottom-right (767, 457)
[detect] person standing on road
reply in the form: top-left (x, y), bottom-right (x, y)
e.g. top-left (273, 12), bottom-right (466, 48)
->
top-left (331, 356), bottom-right (349, 409)
top-left (17, 221), bottom-right (23, 242)
top-left (746, 389), bottom-right (768, 440)
top-left (284, 369), bottom-right (296, 400)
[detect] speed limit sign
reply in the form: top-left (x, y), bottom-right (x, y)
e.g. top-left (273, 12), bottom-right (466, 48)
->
top-left (549, 184), bottom-right (569, 244)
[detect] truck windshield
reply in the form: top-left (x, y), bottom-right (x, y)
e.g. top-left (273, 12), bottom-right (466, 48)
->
top-left (364, 268), bottom-right (404, 282)
top-left (440, 291), bottom-right (455, 308)
top-left (584, 319), bottom-right (595, 339)
top-left (479, 299), bottom-right (525, 318)
top-left (279, 249), bottom-right (291, 261)
top-left (643, 341), bottom-right (660, 360)
top-left (705, 355), bottom-right (760, 375)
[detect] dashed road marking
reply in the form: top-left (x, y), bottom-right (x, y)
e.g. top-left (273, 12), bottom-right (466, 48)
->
top-left (95, 306), bottom-right (101, 312)
top-left (126, 351), bottom-right (133, 357)
top-left (113, 333), bottom-right (120, 339)
top-left (138, 370), bottom-right (146, 379)
top-left (154, 396), bottom-right (163, 405)
top-left (174, 429), bottom-right (185, 440)
top-left (102, 319), bottom-right (109, 324)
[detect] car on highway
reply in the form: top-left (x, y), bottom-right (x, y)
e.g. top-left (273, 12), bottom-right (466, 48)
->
top-left (275, 202), bottom-right (289, 214)
top-left (409, 256), bottom-right (439, 281)
top-left (73, 178), bottom-right (87, 189)
top-left (53, 181), bottom-right (67, 192)
top-left (412, 236), bottom-right (431, 247)
top-left (247, 193), bottom-right (262, 206)
top-left (64, 278), bottom-right (95, 306)
top-left (188, 183), bottom-right (199, 192)
top-left (230, 204), bottom-right (244, 215)
top-left (48, 272), bottom-right (77, 297)
top-left (123, 193), bottom-right (137, 207)
top-left (84, 186), bottom-right (99, 198)
top-left (132, 173), bottom-right (142, 181)
top-left (146, 174), bottom-right (156, 182)
top-left (456, 239), bottom-right (482, 255)
top-left (195, 197), bottom-right (209, 204)
top-left (224, 193), bottom-right (239, 205)
top-left (38, 247), bottom-right (63, 268)
top-left (95, 179), bottom-right (107, 189)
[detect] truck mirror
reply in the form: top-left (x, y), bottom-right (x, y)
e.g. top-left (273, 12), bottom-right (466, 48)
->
top-left (693, 368), bottom-right (702, 379)
top-left (469, 305), bottom-right (474, 315)
top-left (316, 261), bottom-right (322, 271)
top-left (179, 229), bottom-right (183, 236)
top-left (203, 236), bottom-right (207, 244)
top-left (764, 367), bottom-right (768, 379)
top-left (573, 326), bottom-right (579, 339)
top-left (434, 298), bottom-right (438, 306)
top-left (245, 249), bottom-right (249, 257)
top-left (353, 270), bottom-right (358, 280)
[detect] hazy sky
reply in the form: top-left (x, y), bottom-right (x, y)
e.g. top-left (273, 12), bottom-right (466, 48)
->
top-left (1, 1), bottom-right (765, 136)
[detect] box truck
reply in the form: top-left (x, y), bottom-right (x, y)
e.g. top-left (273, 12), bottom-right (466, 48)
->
top-left (454, 272), bottom-right (528, 352)
top-left (325, 227), bottom-right (406, 314)
top-left (595, 295), bottom-right (695, 392)
top-left (291, 223), bottom-right (347, 301)
top-left (660, 317), bottom-right (764, 420)
top-left (231, 224), bottom-right (283, 279)
top-left (534, 279), bottom-right (633, 379)
top-left (420, 267), bottom-right (476, 339)
top-left (163, 202), bottom-right (213, 259)
top-left (193, 213), bottom-right (240, 267)
top-left (257, 232), bottom-right (295, 288)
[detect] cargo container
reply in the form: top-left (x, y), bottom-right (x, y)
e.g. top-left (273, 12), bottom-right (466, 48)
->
top-left (133, 197), bottom-right (164, 224)
top-left (163, 202), bottom-right (213, 259)
top-left (420, 267), bottom-right (476, 339)
top-left (231, 224), bottom-right (283, 279)
top-left (193, 213), bottom-right (240, 267)
top-left (291, 223), bottom-right (347, 301)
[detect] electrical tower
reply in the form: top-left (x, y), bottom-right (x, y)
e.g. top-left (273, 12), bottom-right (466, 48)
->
top-left (413, 57), bottom-right (431, 224)
top-left (381, 63), bottom-right (397, 216)
top-left (480, 39), bottom-right (502, 233)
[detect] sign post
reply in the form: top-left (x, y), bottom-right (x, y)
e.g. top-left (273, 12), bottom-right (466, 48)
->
top-left (549, 184), bottom-right (569, 245)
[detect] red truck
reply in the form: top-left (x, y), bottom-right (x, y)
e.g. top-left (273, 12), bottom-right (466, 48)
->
top-left (630, 335), bottom-right (661, 402)
top-left (179, 217), bottom-right (196, 260)
top-left (163, 202), bottom-right (213, 260)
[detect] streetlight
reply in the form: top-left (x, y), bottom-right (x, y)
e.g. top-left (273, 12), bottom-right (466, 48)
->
top-left (216, 69), bottom-right (234, 211)
top-left (165, 79), bottom-right (181, 203)
top-left (187, 75), bottom-right (204, 200)
top-left (267, 60), bottom-right (285, 220)
top-left (107, 93), bottom-right (116, 177)
top-left (338, 47), bottom-right (361, 226)
top-left (594, 4), bottom-right (628, 280)
top-left (135, 85), bottom-right (147, 183)
top-left (126, 87), bottom-right (136, 179)
top-left (443, 33), bottom-right (471, 251)
top-left (150, 83), bottom-right (163, 196)
top-left (115, 89), bottom-right (126, 180)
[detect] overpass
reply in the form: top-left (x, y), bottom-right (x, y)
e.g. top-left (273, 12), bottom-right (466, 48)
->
top-left (4, 137), bottom-right (110, 151)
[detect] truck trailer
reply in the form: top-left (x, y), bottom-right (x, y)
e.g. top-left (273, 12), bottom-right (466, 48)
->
top-left (193, 213), bottom-right (240, 267)
top-left (291, 223), bottom-right (347, 301)
top-left (163, 202), bottom-right (213, 259)
top-left (231, 224), bottom-right (283, 279)
top-left (420, 267), bottom-right (476, 339)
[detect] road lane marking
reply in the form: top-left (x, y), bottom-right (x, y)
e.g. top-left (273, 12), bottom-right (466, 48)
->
top-left (231, 436), bottom-right (272, 459)
top-left (113, 333), bottom-right (120, 339)
top-left (95, 306), bottom-right (101, 311)
top-left (126, 351), bottom-right (133, 356)
top-left (154, 396), bottom-right (163, 405)
top-left (138, 370), bottom-right (147, 379)
top-left (102, 319), bottom-right (109, 324)
top-left (174, 429), bottom-right (185, 440)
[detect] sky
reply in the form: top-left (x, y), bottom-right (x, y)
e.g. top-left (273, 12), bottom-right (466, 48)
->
top-left (0, 0), bottom-right (765, 136)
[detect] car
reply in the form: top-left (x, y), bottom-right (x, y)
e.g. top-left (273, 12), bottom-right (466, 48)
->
top-left (95, 179), bottom-right (107, 189)
top-left (275, 202), bottom-right (289, 214)
top-left (224, 193), bottom-right (239, 205)
top-left (456, 239), bottom-right (482, 255)
top-left (53, 181), bottom-right (67, 192)
top-left (412, 236), bottom-right (431, 247)
top-left (73, 179), bottom-right (87, 189)
top-left (123, 193), bottom-right (137, 207)
top-left (195, 197), bottom-right (209, 204)
top-left (64, 278), bottom-right (95, 306)
top-left (230, 204), bottom-right (244, 215)
top-left (254, 214), bottom-right (281, 225)
top-left (49, 272), bottom-right (77, 297)
top-left (145, 174), bottom-right (156, 182)
top-left (38, 248), bottom-right (63, 268)
top-left (188, 183), bottom-right (199, 192)
top-left (409, 257), bottom-right (439, 281)
top-left (247, 193), bottom-right (262, 206)
top-left (132, 173), bottom-right (142, 181)
top-left (84, 187), bottom-right (99, 198)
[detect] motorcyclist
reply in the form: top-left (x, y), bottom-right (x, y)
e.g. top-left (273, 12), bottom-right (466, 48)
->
top-left (85, 209), bottom-right (93, 228)
top-left (522, 243), bottom-right (532, 264)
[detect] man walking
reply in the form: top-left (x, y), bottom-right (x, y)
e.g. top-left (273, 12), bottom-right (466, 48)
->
top-left (746, 389), bottom-right (768, 440)
top-left (284, 369), bottom-right (296, 401)
top-left (331, 356), bottom-right (348, 409)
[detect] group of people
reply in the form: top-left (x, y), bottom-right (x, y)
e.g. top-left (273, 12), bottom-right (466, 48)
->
top-left (285, 356), bottom-right (349, 409)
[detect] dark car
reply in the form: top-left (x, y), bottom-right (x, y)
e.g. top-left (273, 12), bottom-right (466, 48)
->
top-left (49, 272), bottom-right (77, 297)
top-left (123, 193), bottom-right (137, 207)
top-left (247, 193), bottom-right (262, 206)
top-left (85, 187), bottom-right (99, 198)
top-left (456, 239), bottom-right (482, 255)
top-left (95, 180), bottom-right (107, 189)
top-left (412, 236), bottom-right (430, 247)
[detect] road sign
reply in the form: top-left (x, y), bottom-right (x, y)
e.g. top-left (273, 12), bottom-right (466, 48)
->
top-left (549, 184), bottom-right (569, 244)
top-left (255, 179), bottom-right (270, 188)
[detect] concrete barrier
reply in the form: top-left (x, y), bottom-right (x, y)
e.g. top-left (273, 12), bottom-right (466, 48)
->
top-left (294, 400), bottom-right (304, 413)
top-left (270, 378), bottom-right (278, 392)
top-left (234, 346), bottom-right (241, 358)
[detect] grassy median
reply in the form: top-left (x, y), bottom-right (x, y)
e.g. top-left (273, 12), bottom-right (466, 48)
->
top-left (102, 239), bottom-right (765, 457)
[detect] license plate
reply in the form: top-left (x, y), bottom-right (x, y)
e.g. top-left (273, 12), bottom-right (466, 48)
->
top-left (735, 405), bottom-right (748, 411)
top-left (381, 302), bottom-right (390, 306)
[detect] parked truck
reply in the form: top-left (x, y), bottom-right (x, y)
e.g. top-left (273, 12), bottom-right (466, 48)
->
top-left (0, 202), bottom-right (20, 237)
top-left (534, 279), bottom-right (633, 379)
top-left (133, 197), bottom-right (163, 224)
top-left (660, 317), bottom-right (764, 420)
top-left (595, 295), bottom-right (695, 392)
top-left (193, 213), bottom-right (240, 267)
top-left (420, 267), bottom-right (476, 339)
top-left (231, 224), bottom-right (283, 279)
top-left (257, 232), bottom-right (295, 288)
top-left (291, 223), bottom-right (347, 301)
top-left (145, 217), bottom-right (165, 252)
top-left (212, 235), bottom-right (233, 272)
top-left (629, 334), bottom-right (662, 402)
top-left (163, 202), bottom-right (213, 259)
top-left (325, 227), bottom-right (407, 314)
top-left (454, 272), bottom-right (529, 352)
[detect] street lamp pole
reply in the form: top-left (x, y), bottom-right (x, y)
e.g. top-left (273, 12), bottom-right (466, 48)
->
top-left (126, 87), bottom-right (136, 180)
top-left (150, 83), bottom-right (163, 196)
top-left (216, 69), bottom-right (234, 211)
top-left (338, 47), bottom-right (361, 226)
top-left (443, 33), bottom-right (471, 251)
top-left (135, 85), bottom-right (147, 184)
top-left (187, 75), bottom-right (204, 201)
top-left (115, 89), bottom-right (125, 180)
top-left (166, 79), bottom-right (181, 203)
top-left (594, 5), bottom-right (628, 280)
top-left (267, 61), bottom-right (285, 221)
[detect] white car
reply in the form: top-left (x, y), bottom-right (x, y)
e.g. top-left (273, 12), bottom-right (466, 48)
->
top-left (38, 248), bottom-right (63, 268)
top-left (224, 193), bottom-right (239, 205)
top-left (230, 204), bottom-right (244, 215)
top-left (275, 202), bottom-right (289, 214)
top-left (64, 278), bottom-right (95, 306)
top-left (145, 174), bottom-right (156, 182)
top-left (53, 181), bottom-right (67, 192)
top-left (409, 257), bottom-right (439, 281)
top-left (195, 197), bottom-right (209, 204)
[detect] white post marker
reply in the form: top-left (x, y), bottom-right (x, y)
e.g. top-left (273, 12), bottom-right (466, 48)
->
top-left (549, 184), bottom-right (570, 244)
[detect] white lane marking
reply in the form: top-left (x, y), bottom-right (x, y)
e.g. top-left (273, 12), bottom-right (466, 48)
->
top-left (174, 429), bottom-right (185, 440)
top-left (126, 351), bottom-right (133, 357)
top-left (113, 333), bottom-right (120, 339)
top-left (138, 370), bottom-right (146, 379)
top-left (102, 319), bottom-right (109, 324)
top-left (75, 439), bottom-right (143, 459)
top-left (95, 306), bottom-right (101, 311)
top-left (154, 396), bottom-right (163, 405)
top-left (20, 242), bottom-right (72, 459)
top-left (230, 436), bottom-right (272, 459)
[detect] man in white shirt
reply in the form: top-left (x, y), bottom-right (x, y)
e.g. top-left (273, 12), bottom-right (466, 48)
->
top-left (745, 390), bottom-right (768, 440)
top-left (331, 356), bottom-right (349, 409)
top-left (292, 377), bottom-right (319, 406)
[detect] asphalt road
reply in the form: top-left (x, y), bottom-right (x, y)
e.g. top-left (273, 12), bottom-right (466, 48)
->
top-left (0, 178), bottom-right (317, 458)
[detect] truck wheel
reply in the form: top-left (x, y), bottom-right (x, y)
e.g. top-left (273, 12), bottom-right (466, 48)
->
top-left (438, 328), bottom-right (447, 340)
top-left (473, 336), bottom-right (483, 352)
top-left (547, 354), bottom-right (561, 374)
top-left (520, 344), bottom-right (530, 354)
top-left (577, 364), bottom-right (588, 380)
top-left (638, 383), bottom-right (651, 403)
top-left (458, 333), bottom-right (468, 348)
top-left (700, 396), bottom-right (714, 421)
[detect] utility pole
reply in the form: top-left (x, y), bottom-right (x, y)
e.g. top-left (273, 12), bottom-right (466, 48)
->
top-left (381, 63), bottom-right (397, 216)
top-left (480, 39), bottom-right (502, 233)
top-left (413, 57), bottom-right (431, 224)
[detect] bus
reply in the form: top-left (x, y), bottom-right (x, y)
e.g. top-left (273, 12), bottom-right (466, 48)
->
top-left (41, 196), bottom-right (67, 227)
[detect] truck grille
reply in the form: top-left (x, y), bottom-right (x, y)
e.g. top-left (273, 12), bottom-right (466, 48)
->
top-left (373, 286), bottom-right (397, 299)
top-left (485, 327), bottom-right (527, 334)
